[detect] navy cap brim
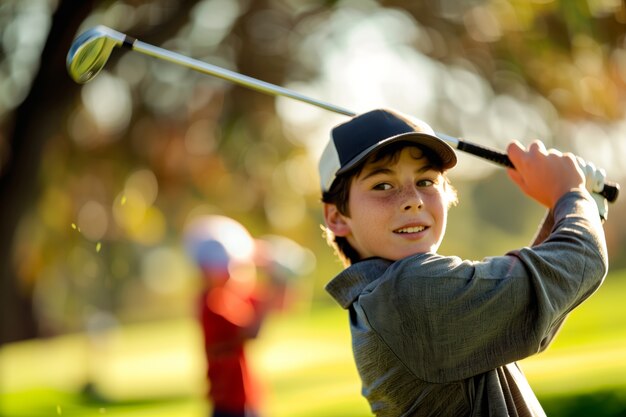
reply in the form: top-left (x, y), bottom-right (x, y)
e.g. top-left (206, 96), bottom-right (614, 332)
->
top-left (335, 131), bottom-right (457, 176)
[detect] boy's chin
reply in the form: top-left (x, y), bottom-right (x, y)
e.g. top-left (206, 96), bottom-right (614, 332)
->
top-left (357, 243), bottom-right (441, 262)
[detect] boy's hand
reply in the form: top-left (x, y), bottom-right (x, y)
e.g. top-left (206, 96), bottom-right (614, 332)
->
top-left (506, 140), bottom-right (585, 209)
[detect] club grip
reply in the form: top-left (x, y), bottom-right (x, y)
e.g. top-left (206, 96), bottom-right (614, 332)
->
top-left (601, 181), bottom-right (620, 203)
top-left (456, 140), bottom-right (620, 203)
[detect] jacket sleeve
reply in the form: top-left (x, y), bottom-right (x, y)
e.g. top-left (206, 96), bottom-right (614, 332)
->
top-left (359, 190), bottom-right (608, 383)
top-left (530, 209), bottom-right (554, 247)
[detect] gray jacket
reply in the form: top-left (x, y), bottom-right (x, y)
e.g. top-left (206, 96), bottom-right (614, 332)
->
top-left (325, 190), bottom-right (608, 416)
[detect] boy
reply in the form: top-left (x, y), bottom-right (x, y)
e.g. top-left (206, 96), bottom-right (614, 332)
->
top-left (319, 108), bottom-right (608, 416)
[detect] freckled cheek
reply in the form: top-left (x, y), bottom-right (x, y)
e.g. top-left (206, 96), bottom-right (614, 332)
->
top-left (428, 197), bottom-right (448, 240)
top-left (348, 198), bottom-right (393, 236)
top-left (351, 191), bottom-right (395, 211)
top-left (352, 201), bottom-right (387, 224)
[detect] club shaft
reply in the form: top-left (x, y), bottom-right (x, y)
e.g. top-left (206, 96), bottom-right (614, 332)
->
top-left (129, 39), bottom-right (356, 117)
top-left (129, 37), bottom-right (621, 202)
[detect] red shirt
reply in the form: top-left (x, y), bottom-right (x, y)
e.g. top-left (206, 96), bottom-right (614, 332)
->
top-left (199, 287), bottom-right (263, 413)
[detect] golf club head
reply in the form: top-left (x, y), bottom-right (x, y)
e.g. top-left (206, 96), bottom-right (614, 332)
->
top-left (66, 25), bottom-right (126, 84)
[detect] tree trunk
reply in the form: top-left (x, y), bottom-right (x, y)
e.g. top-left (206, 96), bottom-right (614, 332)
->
top-left (0, 0), bottom-right (98, 345)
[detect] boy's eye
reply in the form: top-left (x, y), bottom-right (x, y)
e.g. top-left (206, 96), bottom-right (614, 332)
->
top-left (416, 179), bottom-right (435, 187)
top-left (373, 182), bottom-right (393, 191)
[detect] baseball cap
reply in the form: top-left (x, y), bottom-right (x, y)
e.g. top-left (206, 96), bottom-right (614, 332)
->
top-left (318, 108), bottom-right (457, 192)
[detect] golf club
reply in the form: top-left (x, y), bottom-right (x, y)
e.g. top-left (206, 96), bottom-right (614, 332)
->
top-left (67, 25), bottom-right (619, 202)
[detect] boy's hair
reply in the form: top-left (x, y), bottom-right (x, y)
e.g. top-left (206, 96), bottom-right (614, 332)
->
top-left (322, 142), bottom-right (458, 266)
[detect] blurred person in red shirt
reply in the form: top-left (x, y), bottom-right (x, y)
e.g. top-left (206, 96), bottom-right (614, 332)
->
top-left (184, 215), bottom-right (266, 417)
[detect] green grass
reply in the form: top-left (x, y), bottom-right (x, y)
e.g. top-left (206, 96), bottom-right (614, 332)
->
top-left (0, 388), bottom-right (206, 417)
top-left (2, 271), bottom-right (626, 417)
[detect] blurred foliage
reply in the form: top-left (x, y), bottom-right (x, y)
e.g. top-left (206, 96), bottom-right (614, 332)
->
top-left (0, 0), bottom-right (625, 344)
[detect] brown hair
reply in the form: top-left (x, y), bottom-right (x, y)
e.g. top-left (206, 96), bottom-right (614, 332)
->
top-left (321, 142), bottom-right (458, 266)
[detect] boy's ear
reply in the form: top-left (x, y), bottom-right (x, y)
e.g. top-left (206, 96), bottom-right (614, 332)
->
top-left (323, 203), bottom-right (350, 237)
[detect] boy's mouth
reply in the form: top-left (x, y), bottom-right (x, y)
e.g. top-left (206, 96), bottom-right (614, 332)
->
top-left (394, 226), bottom-right (426, 234)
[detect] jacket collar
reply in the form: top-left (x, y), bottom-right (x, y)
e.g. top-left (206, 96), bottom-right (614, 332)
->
top-left (325, 258), bottom-right (393, 308)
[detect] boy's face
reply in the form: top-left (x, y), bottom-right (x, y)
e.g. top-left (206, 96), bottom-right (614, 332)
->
top-left (324, 146), bottom-right (450, 261)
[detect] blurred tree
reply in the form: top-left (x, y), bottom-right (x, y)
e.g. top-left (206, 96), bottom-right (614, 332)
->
top-left (0, 0), bottom-right (98, 344)
top-left (0, 0), bottom-right (202, 344)
top-left (383, 0), bottom-right (626, 121)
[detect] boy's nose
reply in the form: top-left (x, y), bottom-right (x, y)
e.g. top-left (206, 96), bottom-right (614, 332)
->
top-left (401, 186), bottom-right (424, 211)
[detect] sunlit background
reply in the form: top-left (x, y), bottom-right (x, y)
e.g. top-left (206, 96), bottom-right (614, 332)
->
top-left (1, 0), bottom-right (626, 416)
